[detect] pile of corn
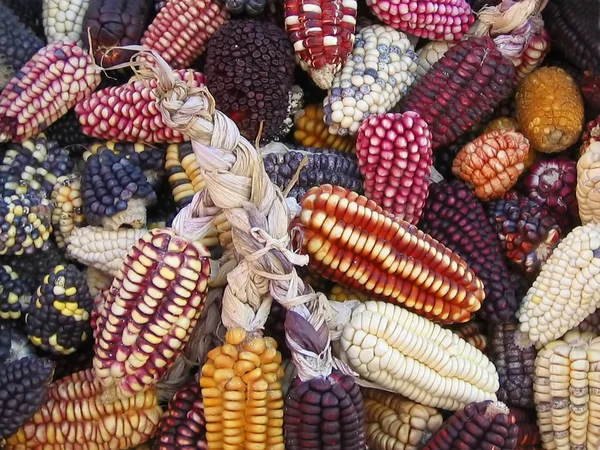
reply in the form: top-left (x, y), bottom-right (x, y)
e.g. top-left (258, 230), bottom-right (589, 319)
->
top-left (0, 0), bottom-right (599, 448)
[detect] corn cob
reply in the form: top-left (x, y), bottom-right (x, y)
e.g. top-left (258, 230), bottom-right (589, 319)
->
top-left (86, 141), bottom-right (167, 173)
top-left (340, 301), bottom-right (499, 410)
top-left (200, 328), bottom-right (285, 449)
top-left (75, 69), bottom-right (206, 143)
top-left (518, 223), bottom-right (600, 348)
top-left (452, 321), bottom-right (487, 353)
top-left (422, 400), bottom-right (519, 450)
top-left (488, 321), bottom-right (536, 409)
top-left (513, 28), bottom-right (551, 83)
top-left (323, 25), bottom-right (418, 136)
top-left (516, 67), bottom-right (584, 153)
top-left (573, 308), bottom-right (600, 335)
top-left (356, 111), bottom-right (432, 224)
top-left (0, 194), bottom-right (53, 256)
top-left (5, 368), bottom-right (163, 449)
top-left (534, 330), bottom-right (600, 449)
top-left (510, 407), bottom-right (542, 450)
top-left (484, 117), bottom-right (520, 134)
top-left (420, 180), bottom-right (517, 323)
top-left (401, 37), bottom-right (515, 150)
top-left (3, 0), bottom-right (45, 38)
top-left (415, 41), bottom-right (454, 79)
top-left (284, 0), bottom-right (357, 89)
top-left (45, 110), bottom-right (93, 148)
top-left (577, 142), bottom-right (600, 226)
top-left (94, 228), bottom-right (210, 399)
top-left (293, 104), bottom-right (356, 153)
top-left (298, 184), bottom-right (484, 324)
top-left (155, 0), bottom-right (168, 13)
top-left (50, 340), bottom-right (95, 380)
top-left (0, 325), bottom-right (37, 364)
top-left (329, 284), bottom-right (368, 302)
top-left (581, 115), bottom-right (600, 156)
top-left (65, 226), bottom-right (148, 276)
top-left (0, 265), bottom-right (31, 320)
top-left (363, 388), bottom-right (443, 450)
top-left (0, 41), bottom-right (101, 143)
top-left (153, 380), bottom-right (207, 450)
top-left (0, 356), bottom-right (55, 441)
top-left (141, 0), bottom-right (229, 70)
top-left (166, 141), bottom-right (207, 208)
top-left (42, 0), bottom-right (91, 47)
top-left (50, 174), bottom-right (84, 248)
top-left (581, 70), bottom-right (600, 114)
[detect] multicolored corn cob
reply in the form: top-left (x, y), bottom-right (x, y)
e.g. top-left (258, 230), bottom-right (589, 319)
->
top-left (141, 0), bottom-right (229, 70)
top-left (165, 141), bottom-right (207, 209)
top-left (452, 321), bottom-right (487, 352)
top-left (5, 368), bottom-right (163, 449)
top-left (415, 40), bottom-right (454, 79)
top-left (421, 180), bottom-right (517, 323)
top-left (356, 111), bottom-right (432, 224)
top-left (1, 240), bottom-right (69, 287)
top-left (401, 37), bottom-right (515, 150)
top-left (50, 174), bottom-right (85, 248)
top-left (340, 301), bottom-right (499, 410)
top-left (43, 0), bottom-right (91, 47)
top-left (363, 388), bottom-right (443, 450)
top-left (0, 194), bottom-right (53, 256)
top-left (323, 25), bottom-right (418, 136)
top-left (0, 265), bottom-right (31, 320)
top-left (94, 228), bottom-right (210, 399)
top-left (293, 104), bottom-right (356, 153)
top-left (75, 70), bottom-right (206, 143)
top-left (284, 0), bottom-right (357, 89)
top-left (0, 41), bottom-right (101, 143)
top-left (581, 115), bottom-right (600, 156)
top-left (298, 184), bottom-right (484, 324)
top-left (577, 143), bottom-right (600, 225)
top-left (512, 28), bottom-right (551, 83)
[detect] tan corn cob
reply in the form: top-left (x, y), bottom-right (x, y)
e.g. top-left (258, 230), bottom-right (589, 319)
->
top-left (4, 368), bottom-right (162, 449)
top-left (340, 301), bottom-right (499, 410)
top-left (200, 328), bottom-right (285, 450)
top-left (576, 141), bottom-right (600, 225)
top-left (50, 174), bottom-right (84, 248)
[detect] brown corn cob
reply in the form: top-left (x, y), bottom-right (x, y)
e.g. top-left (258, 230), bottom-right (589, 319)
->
top-left (297, 184), bottom-right (484, 324)
top-left (0, 41), bottom-right (101, 143)
top-left (93, 228), bottom-right (210, 399)
top-left (293, 104), bottom-right (356, 153)
top-left (510, 407), bottom-right (542, 450)
top-left (200, 328), bottom-right (285, 449)
top-left (5, 368), bottom-right (163, 449)
top-left (141, 0), bottom-right (229, 70)
top-left (452, 321), bottom-right (487, 353)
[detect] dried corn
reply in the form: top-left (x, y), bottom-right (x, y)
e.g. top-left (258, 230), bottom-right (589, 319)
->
top-left (42, 0), bottom-right (90, 47)
top-left (293, 104), bottom-right (355, 153)
top-left (50, 174), bottom-right (85, 248)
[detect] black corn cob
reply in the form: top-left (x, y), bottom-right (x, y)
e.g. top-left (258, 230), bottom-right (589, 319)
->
top-left (50, 341), bottom-right (94, 380)
top-left (0, 240), bottom-right (69, 287)
top-left (45, 110), bottom-right (94, 150)
top-left (86, 141), bottom-right (166, 174)
top-left (0, 325), bottom-right (37, 364)
top-left (0, 265), bottom-right (31, 320)
top-left (420, 180), bottom-right (517, 323)
top-left (1, 0), bottom-right (44, 38)
top-left (263, 147), bottom-right (364, 203)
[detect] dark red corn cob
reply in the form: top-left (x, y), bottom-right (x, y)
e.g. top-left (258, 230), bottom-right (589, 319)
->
top-left (0, 41), bottom-right (102, 143)
top-left (580, 71), bottom-right (600, 113)
top-left (420, 180), bottom-right (517, 324)
top-left (422, 400), bottom-right (520, 450)
top-left (510, 407), bottom-right (542, 450)
top-left (83, 0), bottom-right (153, 67)
top-left (523, 157), bottom-right (578, 229)
top-left (153, 380), bottom-right (207, 450)
top-left (141, 0), bottom-right (229, 70)
top-left (356, 111), bottom-right (433, 225)
top-left (400, 37), bottom-right (515, 150)
top-left (75, 70), bottom-right (206, 143)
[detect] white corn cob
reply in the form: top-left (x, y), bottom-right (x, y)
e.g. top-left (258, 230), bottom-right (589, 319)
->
top-left (43, 0), bottom-right (91, 47)
top-left (340, 301), bottom-right (499, 410)
top-left (577, 141), bottom-right (600, 225)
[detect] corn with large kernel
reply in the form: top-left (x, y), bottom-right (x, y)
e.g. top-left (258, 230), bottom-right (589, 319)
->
top-left (293, 104), bottom-right (355, 153)
top-left (0, 265), bottom-right (31, 320)
top-left (452, 321), bottom-right (487, 353)
top-left (42, 0), bottom-right (90, 47)
top-left (5, 368), bottom-right (163, 449)
top-left (297, 184), bottom-right (484, 324)
top-left (576, 141), bottom-right (600, 225)
top-left (340, 301), bottom-right (499, 410)
top-left (200, 328), bottom-right (285, 450)
top-left (50, 174), bottom-right (84, 248)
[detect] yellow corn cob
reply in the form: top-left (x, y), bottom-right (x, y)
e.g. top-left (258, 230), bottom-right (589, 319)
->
top-left (329, 284), bottom-right (368, 302)
top-left (50, 174), bottom-right (84, 248)
top-left (534, 330), bottom-right (600, 449)
top-left (5, 368), bottom-right (162, 449)
top-left (200, 328), bottom-right (285, 450)
top-left (294, 104), bottom-right (355, 153)
top-left (363, 388), bottom-right (443, 450)
top-left (166, 141), bottom-right (207, 208)
top-left (340, 301), bottom-right (499, 410)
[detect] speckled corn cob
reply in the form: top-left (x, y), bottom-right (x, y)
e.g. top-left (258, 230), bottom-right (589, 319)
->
top-left (200, 328), bottom-right (285, 449)
top-left (329, 284), bottom-right (368, 302)
top-left (356, 111), bottom-right (432, 224)
top-left (401, 37), bottom-right (515, 150)
top-left (0, 265), bottom-right (31, 320)
top-left (452, 321), bottom-right (487, 352)
top-left (43, 0), bottom-right (91, 47)
top-left (363, 388), bottom-right (443, 450)
top-left (534, 330), bottom-right (600, 449)
top-left (294, 104), bottom-right (356, 153)
top-left (0, 194), bottom-right (53, 256)
top-left (5, 368), bottom-right (162, 449)
top-left (340, 301), bottom-right (499, 410)
top-left (0, 3), bottom-right (44, 78)
top-left (518, 223), bottom-right (600, 348)
top-left (516, 67), bottom-right (584, 153)
top-left (0, 41), bottom-right (101, 143)
top-left (24, 264), bottom-right (93, 355)
top-left (65, 226), bottom-right (147, 275)
top-left (577, 143), bottom-right (600, 225)
top-left (0, 356), bottom-right (55, 441)
top-left (488, 321), bottom-right (536, 409)
top-left (141, 0), bottom-right (229, 70)
top-left (421, 180), bottom-right (516, 323)
top-left (284, 0), bottom-right (357, 89)
top-left (153, 380), bottom-right (207, 450)
top-left (415, 41), bottom-right (454, 79)
top-left (50, 174), bottom-right (84, 248)
top-left (75, 70), bottom-right (205, 143)
top-left (298, 184), bottom-right (484, 324)
top-left (323, 25), bottom-right (418, 136)
top-left (94, 228), bottom-right (210, 399)
top-left (422, 400), bottom-right (519, 450)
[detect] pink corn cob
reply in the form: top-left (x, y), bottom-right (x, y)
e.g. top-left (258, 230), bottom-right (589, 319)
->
top-left (356, 111), bottom-right (433, 224)
top-left (0, 41), bottom-right (101, 143)
top-left (285, 0), bottom-right (357, 89)
top-left (141, 0), bottom-right (229, 70)
top-left (75, 70), bottom-right (206, 143)
top-left (366, 0), bottom-right (474, 41)
top-left (513, 28), bottom-right (551, 82)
